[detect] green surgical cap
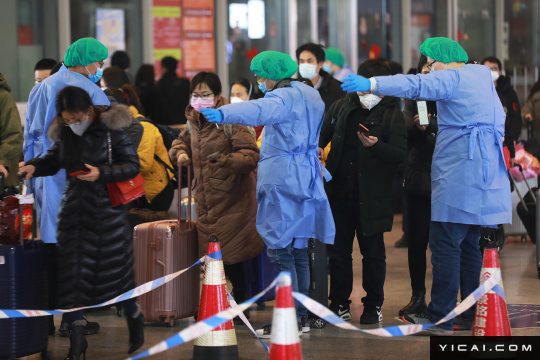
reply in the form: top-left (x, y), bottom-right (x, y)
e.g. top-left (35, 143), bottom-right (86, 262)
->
top-left (325, 48), bottom-right (345, 67)
top-left (250, 51), bottom-right (298, 81)
top-left (64, 38), bottom-right (108, 67)
top-left (420, 37), bottom-right (468, 64)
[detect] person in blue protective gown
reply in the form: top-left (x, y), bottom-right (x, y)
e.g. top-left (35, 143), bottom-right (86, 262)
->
top-left (201, 50), bottom-right (336, 337)
top-left (23, 37), bottom-right (110, 337)
top-left (341, 37), bottom-right (511, 335)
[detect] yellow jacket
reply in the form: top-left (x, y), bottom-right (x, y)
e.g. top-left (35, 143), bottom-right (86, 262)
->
top-left (130, 106), bottom-right (174, 202)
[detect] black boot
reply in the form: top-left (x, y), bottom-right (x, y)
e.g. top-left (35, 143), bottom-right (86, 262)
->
top-left (64, 322), bottom-right (88, 360)
top-left (394, 233), bottom-right (409, 248)
top-left (398, 292), bottom-right (427, 317)
top-left (126, 313), bottom-right (145, 354)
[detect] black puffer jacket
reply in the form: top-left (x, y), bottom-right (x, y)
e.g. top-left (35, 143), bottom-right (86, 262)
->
top-left (402, 99), bottom-right (438, 198)
top-left (318, 70), bottom-right (346, 114)
top-left (27, 105), bottom-right (139, 308)
top-left (320, 94), bottom-right (407, 236)
top-left (496, 75), bottom-right (521, 158)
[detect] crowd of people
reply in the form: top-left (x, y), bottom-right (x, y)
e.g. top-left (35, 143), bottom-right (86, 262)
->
top-left (0, 33), bottom-right (532, 357)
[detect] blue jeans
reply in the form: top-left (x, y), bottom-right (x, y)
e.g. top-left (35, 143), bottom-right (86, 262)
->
top-left (267, 241), bottom-right (309, 322)
top-left (427, 221), bottom-right (482, 330)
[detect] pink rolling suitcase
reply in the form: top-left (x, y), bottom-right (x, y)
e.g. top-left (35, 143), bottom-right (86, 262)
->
top-left (133, 166), bottom-right (199, 326)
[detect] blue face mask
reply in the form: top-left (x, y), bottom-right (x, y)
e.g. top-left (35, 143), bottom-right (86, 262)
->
top-left (258, 80), bottom-right (268, 94)
top-left (322, 63), bottom-right (333, 74)
top-left (86, 64), bottom-right (104, 83)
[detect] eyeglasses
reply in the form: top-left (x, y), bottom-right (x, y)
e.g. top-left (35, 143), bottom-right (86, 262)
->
top-left (427, 60), bottom-right (437, 69)
top-left (191, 92), bottom-right (214, 100)
top-left (97, 60), bottom-right (104, 68)
top-left (62, 111), bottom-right (89, 126)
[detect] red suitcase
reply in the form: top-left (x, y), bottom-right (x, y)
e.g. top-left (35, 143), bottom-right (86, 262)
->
top-left (133, 166), bottom-right (200, 326)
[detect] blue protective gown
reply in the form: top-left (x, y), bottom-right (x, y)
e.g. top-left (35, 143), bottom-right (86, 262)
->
top-left (23, 65), bottom-right (110, 243)
top-left (218, 81), bottom-right (336, 249)
top-left (373, 64), bottom-right (511, 226)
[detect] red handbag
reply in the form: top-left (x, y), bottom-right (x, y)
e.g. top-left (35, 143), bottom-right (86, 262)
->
top-left (107, 174), bottom-right (146, 207)
top-left (106, 131), bottom-right (146, 207)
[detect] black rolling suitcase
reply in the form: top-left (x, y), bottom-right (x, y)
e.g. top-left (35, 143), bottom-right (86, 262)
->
top-left (0, 177), bottom-right (49, 360)
top-left (510, 165), bottom-right (537, 244)
top-left (307, 238), bottom-right (328, 328)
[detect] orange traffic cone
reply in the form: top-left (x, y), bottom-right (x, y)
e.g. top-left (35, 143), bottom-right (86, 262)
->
top-left (193, 236), bottom-right (239, 360)
top-left (268, 272), bottom-right (302, 360)
top-left (472, 247), bottom-right (511, 336)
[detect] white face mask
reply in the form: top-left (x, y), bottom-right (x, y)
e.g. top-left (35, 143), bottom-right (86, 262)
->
top-left (69, 118), bottom-right (92, 136)
top-left (299, 63), bottom-right (318, 80)
top-left (491, 70), bottom-right (500, 82)
top-left (230, 97), bottom-right (244, 104)
top-left (358, 94), bottom-right (382, 110)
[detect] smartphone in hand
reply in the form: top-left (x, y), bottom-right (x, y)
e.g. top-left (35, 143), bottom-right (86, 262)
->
top-left (69, 170), bottom-right (90, 177)
top-left (358, 123), bottom-right (370, 137)
top-left (417, 101), bottom-right (429, 126)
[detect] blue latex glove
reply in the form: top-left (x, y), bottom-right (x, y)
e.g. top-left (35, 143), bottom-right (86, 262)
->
top-left (201, 108), bottom-right (224, 123)
top-left (341, 74), bottom-right (371, 93)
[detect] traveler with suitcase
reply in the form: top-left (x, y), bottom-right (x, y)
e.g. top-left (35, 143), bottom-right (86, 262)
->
top-left (170, 71), bottom-right (264, 313)
top-left (20, 86), bottom-right (145, 358)
top-left (201, 51), bottom-right (336, 337)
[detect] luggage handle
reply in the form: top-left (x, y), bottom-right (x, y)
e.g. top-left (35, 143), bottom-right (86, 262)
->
top-left (517, 164), bottom-right (537, 206)
top-left (16, 176), bottom-right (38, 247)
top-left (177, 162), bottom-right (193, 229)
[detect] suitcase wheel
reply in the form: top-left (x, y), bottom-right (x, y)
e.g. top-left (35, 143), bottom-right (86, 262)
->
top-left (311, 317), bottom-right (326, 329)
top-left (166, 317), bottom-right (175, 327)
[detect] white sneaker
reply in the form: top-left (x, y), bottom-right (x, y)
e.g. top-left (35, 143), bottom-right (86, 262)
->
top-left (255, 324), bottom-right (303, 339)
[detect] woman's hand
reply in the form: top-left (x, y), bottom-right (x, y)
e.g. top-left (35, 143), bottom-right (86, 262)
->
top-left (18, 165), bottom-right (35, 180)
top-left (525, 113), bottom-right (533, 122)
top-left (206, 154), bottom-right (227, 168)
top-left (0, 164), bottom-right (8, 178)
top-left (77, 164), bottom-right (100, 182)
top-left (358, 132), bottom-right (378, 147)
top-left (414, 114), bottom-right (430, 131)
top-left (177, 153), bottom-right (191, 167)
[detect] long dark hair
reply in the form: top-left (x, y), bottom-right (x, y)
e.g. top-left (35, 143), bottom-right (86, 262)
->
top-left (104, 84), bottom-right (144, 115)
top-left (135, 64), bottom-right (156, 88)
top-left (231, 78), bottom-right (259, 100)
top-left (55, 86), bottom-right (94, 168)
top-left (102, 66), bottom-right (131, 88)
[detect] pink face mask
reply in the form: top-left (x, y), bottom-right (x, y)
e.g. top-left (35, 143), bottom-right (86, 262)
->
top-left (191, 97), bottom-right (215, 112)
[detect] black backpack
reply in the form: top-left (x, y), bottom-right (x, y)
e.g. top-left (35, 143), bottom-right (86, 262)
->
top-left (139, 118), bottom-right (181, 152)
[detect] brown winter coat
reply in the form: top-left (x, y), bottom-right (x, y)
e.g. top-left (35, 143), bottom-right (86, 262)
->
top-left (169, 97), bottom-right (263, 264)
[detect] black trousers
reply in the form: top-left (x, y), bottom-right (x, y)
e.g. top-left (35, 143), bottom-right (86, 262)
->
top-left (223, 262), bottom-right (247, 302)
top-left (403, 193), bottom-right (431, 295)
top-left (328, 198), bottom-right (386, 307)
